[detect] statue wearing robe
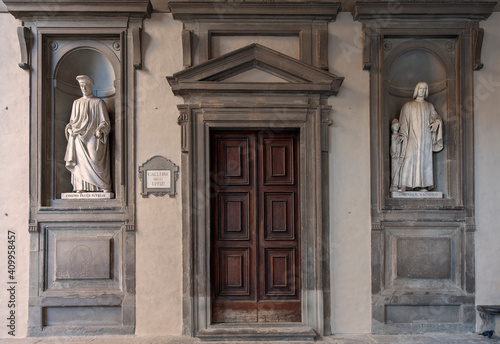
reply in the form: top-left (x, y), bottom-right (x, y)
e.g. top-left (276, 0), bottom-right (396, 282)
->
top-left (397, 82), bottom-right (443, 191)
top-left (64, 75), bottom-right (111, 192)
top-left (390, 118), bottom-right (403, 192)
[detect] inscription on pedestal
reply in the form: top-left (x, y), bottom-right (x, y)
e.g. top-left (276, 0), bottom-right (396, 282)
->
top-left (391, 191), bottom-right (443, 199)
top-left (61, 192), bottom-right (114, 199)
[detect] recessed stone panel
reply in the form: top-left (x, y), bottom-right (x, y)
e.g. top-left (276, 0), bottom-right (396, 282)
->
top-left (386, 305), bottom-right (460, 324)
top-left (44, 306), bottom-right (121, 326)
top-left (55, 237), bottom-right (111, 280)
top-left (385, 226), bottom-right (461, 290)
top-left (397, 237), bottom-right (451, 279)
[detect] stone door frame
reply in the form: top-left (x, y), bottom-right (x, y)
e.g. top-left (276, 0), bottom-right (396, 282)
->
top-left (168, 42), bottom-right (343, 340)
top-left (178, 104), bottom-right (326, 340)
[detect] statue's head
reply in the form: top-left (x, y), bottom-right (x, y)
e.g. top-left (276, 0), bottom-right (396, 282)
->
top-left (76, 75), bottom-right (94, 97)
top-left (412, 82), bottom-right (429, 99)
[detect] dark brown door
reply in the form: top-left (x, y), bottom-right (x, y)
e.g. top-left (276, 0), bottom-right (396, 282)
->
top-left (210, 130), bottom-right (300, 323)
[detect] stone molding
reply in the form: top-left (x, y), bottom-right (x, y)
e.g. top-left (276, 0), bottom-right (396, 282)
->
top-left (169, 1), bottom-right (338, 69)
top-left (167, 43), bottom-right (344, 96)
top-left (353, 1), bottom-right (496, 21)
top-left (4, 0), bottom-right (152, 19)
top-left (151, 0), bottom-right (499, 13)
top-left (169, 1), bottom-right (340, 20)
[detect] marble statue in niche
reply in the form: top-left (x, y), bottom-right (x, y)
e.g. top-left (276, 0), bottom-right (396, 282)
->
top-left (64, 75), bottom-right (112, 194)
top-left (390, 81), bottom-right (443, 194)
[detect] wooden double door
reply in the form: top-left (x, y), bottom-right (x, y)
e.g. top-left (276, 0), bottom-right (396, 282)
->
top-left (210, 130), bottom-right (301, 323)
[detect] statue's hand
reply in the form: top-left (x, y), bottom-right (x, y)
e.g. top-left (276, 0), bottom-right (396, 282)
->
top-left (429, 120), bottom-right (440, 132)
top-left (65, 124), bottom-right (73, 140)
top-left (396, 135), bottom-right (404, 144)
top-left (95, 123), bottom-right (108, 139)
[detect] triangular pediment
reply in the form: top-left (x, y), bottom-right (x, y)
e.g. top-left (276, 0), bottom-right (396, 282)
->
top-left (167, 43), bottom-right (344, 96)
top-left (223, 68), bottom-right (290, 83)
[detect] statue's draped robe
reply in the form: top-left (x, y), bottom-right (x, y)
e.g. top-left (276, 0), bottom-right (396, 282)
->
top-left (398, 99), bottom-right (443, 189)
top-left (391, 129), bottom-right (403, 188)
top-left (64, 96), bottom-right (111, 192)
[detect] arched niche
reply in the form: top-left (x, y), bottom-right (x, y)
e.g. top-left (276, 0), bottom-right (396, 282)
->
top-left (42, 38), bottom-right (122, 205)
top-left (53, 48), bottom-right (117, 197)
top-left (6, 0), bottom-right (152, 335)
top-left (382, 39), bottom-right (460, 207)
top-left (353, 2), bottom-right (495, 334)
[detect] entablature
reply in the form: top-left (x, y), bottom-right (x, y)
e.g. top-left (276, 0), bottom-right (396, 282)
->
top-left (3, 0), bottom-right (152, 19)
top-left (168, 1), bottom-right (341, 69)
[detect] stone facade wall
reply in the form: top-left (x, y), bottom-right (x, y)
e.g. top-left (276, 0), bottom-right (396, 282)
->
top-left (0, 12), bottom-right (30, 339)
top-left (0, 8), bottom-right (499, 338)
top-left (475, 12), bottom-right (500, 324)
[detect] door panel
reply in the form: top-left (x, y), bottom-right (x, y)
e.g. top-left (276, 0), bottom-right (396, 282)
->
top-left (217, 192), bottom-right (250, 240)
top-left (217, 137), bottom-right (251, 186)
top-left (218, 248), bottom-right (251, 296)
top-left (211, 130), bottom-right (300, 323)
top-left (264, 192), bottom-right (295, 240)
top-left (263, 248), bottom-right (297, 295)
top-left (262, 137), bottom-right (295, 185)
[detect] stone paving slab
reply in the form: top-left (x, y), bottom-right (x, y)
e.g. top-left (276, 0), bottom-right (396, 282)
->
top-left (0, 333), bottom-right (500, 344)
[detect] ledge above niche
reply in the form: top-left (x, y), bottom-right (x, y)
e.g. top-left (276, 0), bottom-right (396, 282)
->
top-left (3, 0), bottom-right (152, 19)
top-left (352, 1), bottom-right (496, 21)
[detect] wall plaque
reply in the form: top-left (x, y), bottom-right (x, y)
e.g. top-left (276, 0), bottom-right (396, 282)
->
top-left (139, 156), bottom-right (179, 198)
top-left (146, 170), bottom-right (171, 189)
